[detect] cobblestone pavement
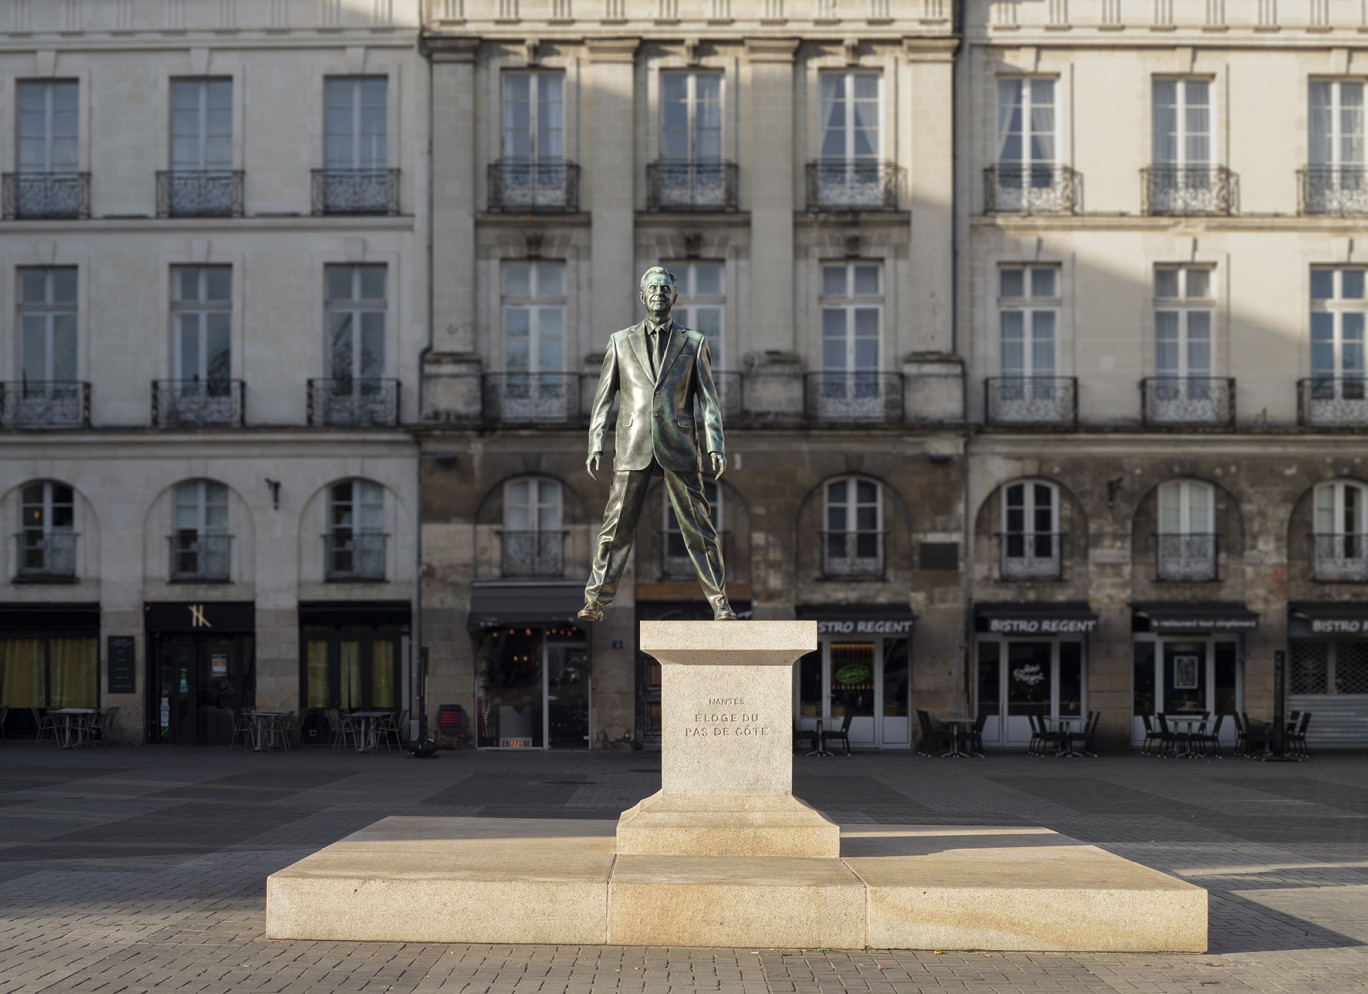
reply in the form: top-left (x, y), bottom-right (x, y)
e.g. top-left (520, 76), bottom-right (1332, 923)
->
top-left (1, 744), bottom-right (1365, 993)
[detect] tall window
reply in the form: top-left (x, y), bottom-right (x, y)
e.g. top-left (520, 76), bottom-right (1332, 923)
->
top-left (325, 264), bottom-right (386, 387)
top-left (999, 265), bottom-right (1057, 380)
top-left (1310, 80), bottom-right (1364, 172)
top-left (815, 72), bottom-right (882, 206)
top-left (1311, 267), bottom-right (1366, 402)
top-left (18, 268), bottom-right (77, 388)
top-left (499, 72), bottom-right (567, 208)
top-left (19, 481), bottom-right (75, 579)
top-left (662, 71), bottom-right (721, 164)
top-left (1157, 481), bottom-right (1216, 582)
top-left (172, 480), bottom-right (229, 581)
top-left (502, 478), bottom-right (563, 577)
top-left (1152, 78), bottom-right (1210, 171)
top-left (669, 261), bottom-right (724, 367)
top-left (1151, 266), bottom-right (1215, 419)
top-left (1001, 481), bottom-right (1059, 580)
top-left (996, 78), bottom-right (1055, 178)
top-left (172, 266), bottom-right (231, 387)
top-left (501, 261), bottom-right (568, 420)
top-left (321, 77), bottom-right (389, 213)
top-left (817, 262), bottom-right (883, 418)
top-left (14, 81), bottom-right (81, 218)
top-left (166, 79), bottom-right (234, 216)
top-left (824, 477), bottom-right (882, 578)
top-left (1314, 481), bottom-right (1368, 581)
top-left (328, 480), bottom-right (385, 581)
top-left (664, 479), bottom-right (721, 578)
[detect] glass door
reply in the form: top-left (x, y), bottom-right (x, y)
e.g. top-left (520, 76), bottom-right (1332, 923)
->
top-left (546, 643), bottom-right (590, 748)
top-left (1132, 636), bottom-right (1240, 746)
top-left (153, 634), bottom-right (252, 744)
top-left (977, 638), bottom-right (1086, 747)
top-left (796, 637), bottom-right (908, 749)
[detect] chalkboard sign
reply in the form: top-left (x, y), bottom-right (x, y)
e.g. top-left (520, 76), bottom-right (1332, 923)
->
top-left (107, 636), bottom-right (136, 695)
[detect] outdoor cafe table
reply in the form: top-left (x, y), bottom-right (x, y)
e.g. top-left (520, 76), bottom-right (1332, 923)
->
top-left (1051, 716), bottom-right (1083, 758)
top-left (249, 710), bottom-right (291, 751)
top-left (1168, 716), bottom-right (1206, 759)
top-left (940, 716), bottom-right (977, 758)
top-left (348, 710), bottom-right (391, 753)
top-left (50, 708), bottom-right (96, 749)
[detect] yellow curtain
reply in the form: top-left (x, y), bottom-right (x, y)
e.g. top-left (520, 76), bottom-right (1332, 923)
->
top-left (306, 640), bottom-right (330, 708)
top-left (371, 640), bottom-right (394, 708)
top-left (0, 639), bottom-right (44, 707)
top-left (50, 638), bottom-right (97, 708)
top-left (340, 641), bottom-right (361, 709)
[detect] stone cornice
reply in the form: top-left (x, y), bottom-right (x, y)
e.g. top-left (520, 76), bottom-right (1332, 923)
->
top-left (421, 35), bottom-right (479, 62)
top-left (743, 37), bottom-right (800, 62)
top-left (584, 36), bottom-right (640, 63)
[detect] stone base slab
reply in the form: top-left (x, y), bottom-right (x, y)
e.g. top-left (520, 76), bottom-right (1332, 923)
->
top-left (266, 817), bottom-right (1207, 951)
top-left (616, 790), bottom-right (842, 857)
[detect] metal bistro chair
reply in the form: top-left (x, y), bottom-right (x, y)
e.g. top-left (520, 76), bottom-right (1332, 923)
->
top-left (916, 710), bottom-right (954, 757)
top-left (1287, 711), bottom-right (1312, 759)
top-left (1192, 713), bottom-right (1225, 758)
top-left (1068, 710), bottom-right (1100, 757)
top-left (327, 709), bottom-right (358, 751)
top-left (93, 706), bottom-right (119, 746)
top-left (962, 711), bottom-right (989, 759)
top-left (793, 721), bottom-right (818, 754)
top-left (821, 713), bottom-right (854, 756)
top-left (1027, 713), bottom-right (1062, 757)
top-left (35, 708), bottom-right (57, 746)
top-left (376, 709), bottom-right (407, 751)
top-left (1236, 712), bottom-right (1271, 758)
top-left (230, 710), bottom-right (256, 750)
top-left (1154, 713), bottom-right (1182, 757)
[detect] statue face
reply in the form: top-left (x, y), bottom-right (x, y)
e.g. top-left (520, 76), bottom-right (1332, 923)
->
top-left (641, 274), bottom-right (676, 320)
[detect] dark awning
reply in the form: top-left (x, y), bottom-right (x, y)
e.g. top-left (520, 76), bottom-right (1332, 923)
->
top-left (974, 601), bottom-right (1097, 635)
top-left (1133, 602), bottom-right (1258, 633)
top-left (298, 600), bottom-right (409, 628)
top-left (467, 582), bottom-right (586, 630)
top-left (796, 603), bottom-right (915, 636)
top-left (0, 602), bottom-right (100, 632)
top-left (1290, 602), bottom-right (1368, 638)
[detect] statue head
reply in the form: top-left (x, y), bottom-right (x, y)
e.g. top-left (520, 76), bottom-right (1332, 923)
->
top-left (639, 266), bottom-right (678, 322)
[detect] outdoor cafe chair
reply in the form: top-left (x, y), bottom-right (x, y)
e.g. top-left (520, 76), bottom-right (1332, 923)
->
top-left (376, 709), bottom-right (407, 751)
top-left (1287, 711), bottom-right (1312, 759)
top-left (327, 709), bottom-right (357, 751)
top-left (821, 713), bottom-right (853, 755)
top-left (229, 710), bottom-right (255, 750)
top-left (34, 708), bottom-right (57, 745)
top-left (793, 721), bottom-right (817, 754)
top-left (1068, 710), bottom-right (1100, 757)
top-left (1192, 713), bottom-right (1225, 758)
top-left (93, 706), bottom-right (119, 746)
top-left (1236, 712), bottom-right (1271, 757)
top-left (962, 711), bottom-right (989, 758)
top-left (1140, 714), bottom-right (1164, 755)
top-left (915, 710), bottom-right (954, 757)
top-left (1027, 713), bottom-right (1062, 757)
top-left (1154, 713), bottom-right (1182, 757)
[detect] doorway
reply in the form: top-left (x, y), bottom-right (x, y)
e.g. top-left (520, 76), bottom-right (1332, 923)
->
top-left (976, 638), bottom-right (1085, 747)
top-left (475, 625), bottom-right (589, 748)
top-left (150, 633), bottom-right (254, 744)
top-left (1131, 636), bottom-right (1240, 745)
top-left (796, 637), bottom-right (910, 749)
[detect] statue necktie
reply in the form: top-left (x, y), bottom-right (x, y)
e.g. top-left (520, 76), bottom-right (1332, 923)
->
top-left (653, 327), bottom-right (668, 378)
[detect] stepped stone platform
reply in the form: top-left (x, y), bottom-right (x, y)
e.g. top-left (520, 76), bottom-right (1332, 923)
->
top-left (266, 622), bottom-right (1206, 951)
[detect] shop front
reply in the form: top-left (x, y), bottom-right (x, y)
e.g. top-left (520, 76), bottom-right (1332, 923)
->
top-left (468, 581), bottom-right (589, 749)
top-left (794, 605), bottom-right (914, 750)
top-left (300, 600), bottom-right (410, 742)
top-left (974, 602), bottom-right (1096, 748)
top-left (1289, 603), bottom-right (1368, 750)
top-left (0, 603), bottom-right (100, 737)
top-left (1130, 602), bottom-right (1254, 748)
top-left (146, 601), bottom-right (254, 745)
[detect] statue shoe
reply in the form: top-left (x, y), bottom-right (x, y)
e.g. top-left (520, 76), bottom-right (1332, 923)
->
top-left (577, 603), bottom-right (604, 623)
top-left (713, 607), bottom-right (739, 621)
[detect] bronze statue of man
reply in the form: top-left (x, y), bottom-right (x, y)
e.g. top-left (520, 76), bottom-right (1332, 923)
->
top-left (579, 266), bottom-right (736, 622)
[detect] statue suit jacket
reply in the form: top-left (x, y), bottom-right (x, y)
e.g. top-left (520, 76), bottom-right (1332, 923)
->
top-left (587, 318), bottom-right (725, 473)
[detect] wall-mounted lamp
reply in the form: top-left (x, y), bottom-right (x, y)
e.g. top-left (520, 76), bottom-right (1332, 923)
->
top-left (264, 478), bottom-right (281, 511)
top-left (433, 453), bottom-right (458, 468)
top-left (1106, 477), bottom-right (1123, 509)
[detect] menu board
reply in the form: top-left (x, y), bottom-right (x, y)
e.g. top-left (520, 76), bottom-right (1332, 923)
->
top-left (107, 636), bottom-right (136, 695)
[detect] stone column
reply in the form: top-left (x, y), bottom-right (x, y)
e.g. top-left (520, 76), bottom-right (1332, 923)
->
top-left (587, 38), bottom-right (639, 336)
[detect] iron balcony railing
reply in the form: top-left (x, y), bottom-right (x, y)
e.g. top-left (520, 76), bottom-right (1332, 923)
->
top-left (645, 161), bottom-right (739, 211)
top-left (307, 378), bottom-right (400, 427)
top-left (487, 159), bottom-right (580, 212)
top-left (1142, 165), bottom-right (1238, 215)
top-left (325, 532), bottom-right (387, 582)
top-left (483, 373), bottom-right (584, 424)
top-left (1298, 165), bottom-right (1368, 216)
top-left (2, 172), bottom-right (91, 219)
top-left (1156, 533), bottom-right (1219, 582)
top-left (15, 531), bottom-right (77, 582)
top-left (819, 530), bottom-right (885, 579)
top-left (0, 381), bottom-right (91, 429)
top-left (805, 159), bottom-right (900, 211)
top-left (311, 168), bottom-right (400, 215)
top-left (985, 376), bottom-right (1078, 426)
top-left (984, 164), bottom-right (1080, 214)
top-left (1312, 533), bottom-right (1368, 582)
top-left (1141, 377), bottom-right (1235, 427)
top-left (662, 529), bottom-right (733, 582)
top-left (1298, 376), bottom-right (1368, 427)
top-left (152, 379), bottom-right (245, 428)
top-left (804, 372), bottom-right (903, 423)
top-left (156, 170), bottom-right (244, 218)
top-left (168, 532), bottom-right (231, 582)
top-left (997, 532), bottom-right (1063, 581)
top-left (499, 530), bottom-right (566, 578)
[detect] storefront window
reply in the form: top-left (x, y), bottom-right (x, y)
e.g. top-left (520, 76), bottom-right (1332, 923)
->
top-left (798, 651), bottom-right (821, 718)
top-left (302, 628), bottom-right (401, 712)
top-left (1007, 642), bottom-right (1052, 720)
top-left (1058, 641), bottom-right (1082, 717)
top-left (978, 642), bottom-right (1001, 715)
top-left (829, 642), bottom-right (875, 718)
top-left (1214, 642), bottom-right (1238, 715)
top-left (0, 636), bottom-right (96, 708)
top-left (1132, 641), bottom-right (1156, 715)
top-left (882, 640), bottom-right (908, 717)
top-left (475, 626), bottom-right (586, 749)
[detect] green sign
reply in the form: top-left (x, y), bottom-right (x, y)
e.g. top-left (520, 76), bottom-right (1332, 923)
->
top-left (834, 663), bottom-right (870, 685)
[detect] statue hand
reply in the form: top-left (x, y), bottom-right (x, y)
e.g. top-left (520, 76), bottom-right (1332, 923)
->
top-left (587, 452), bottom-right (601, 480)
top-left (710, 452), bottom-right (725, 480)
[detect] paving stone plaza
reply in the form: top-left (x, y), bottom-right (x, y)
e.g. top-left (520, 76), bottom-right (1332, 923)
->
top-left (1, 746), bottom-right (1366, 994)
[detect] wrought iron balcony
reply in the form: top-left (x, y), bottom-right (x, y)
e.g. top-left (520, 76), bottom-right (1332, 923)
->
top-left (997, 532), bottom-right (1062, 581)
top-left (307, 378), bottom-right (400, 427)
top-left (820, 530), bottom-right (885, 579)
top-left (646, 160), bottom-right (739, 211)
top-left (1156, 533), bottom-right (1218, 582)
top-left (152, 379), bottom-right (245, 428)
top-left (325, 532), bottom-right (387, 582)
top-left (483, 373), bottom-right (583, 424)
top-left (0, 381), bottom-right (91, 429)
top-left (1141, 377), bottom-right (1235, 427)
top-left (1298, 376), bottom-right (1368, 427)
top-left (311, 168), bottom-right (400, 216)
top-left (3, 172), bottom-right (90, 220)
top-left (1312, 533), bottom-right (1368, 582)
top-left (984, 165), bottom-right (1080, 214)
top-left (487, 159), bottom-right (580, 212)
top-left (804, 372), bottom-right (903, 423)
top-left (984, 377), bottom-right (1077, 426)
top-left (499, 530), bottom-right (566, 579)
top-left (1142, 165), bottom-right (1238, 215)
top-left (14, 531), bottom-right (77, 582)
top-left (1299, 165), bottom-right (1368, 215)
top-left (805, 159), bottom-right (900, 211)
top-left (157, 170), bottom-right (244, 218)
top-left (168, 532), bottom-right (231, 582)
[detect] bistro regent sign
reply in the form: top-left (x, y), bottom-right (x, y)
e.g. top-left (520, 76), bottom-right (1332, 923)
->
top-left (817, 619), bottom-right (914, 635)
top-left (988, 618), bottom-right (1097, 634)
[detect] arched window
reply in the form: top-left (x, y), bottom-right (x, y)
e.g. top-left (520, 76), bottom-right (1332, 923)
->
top-left (1000, 481), bottom-right (1059, 580)
top-left (502, 478), bottom-right (563, 577)
top-left (19, 481), bottom-right (74, 580)
top-left (1314, 481), bottom-right (1368, 581)
top-left (1157, 481), bottom-right (1216, 581)
top-left (327, 480), bottom-right (385, 581)
top-left (172, 480), bottom-right (229, 581)
top-left (823, 477), bottom-right (882, 577)
top-left (662, 479), bottom-right (721, 579)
